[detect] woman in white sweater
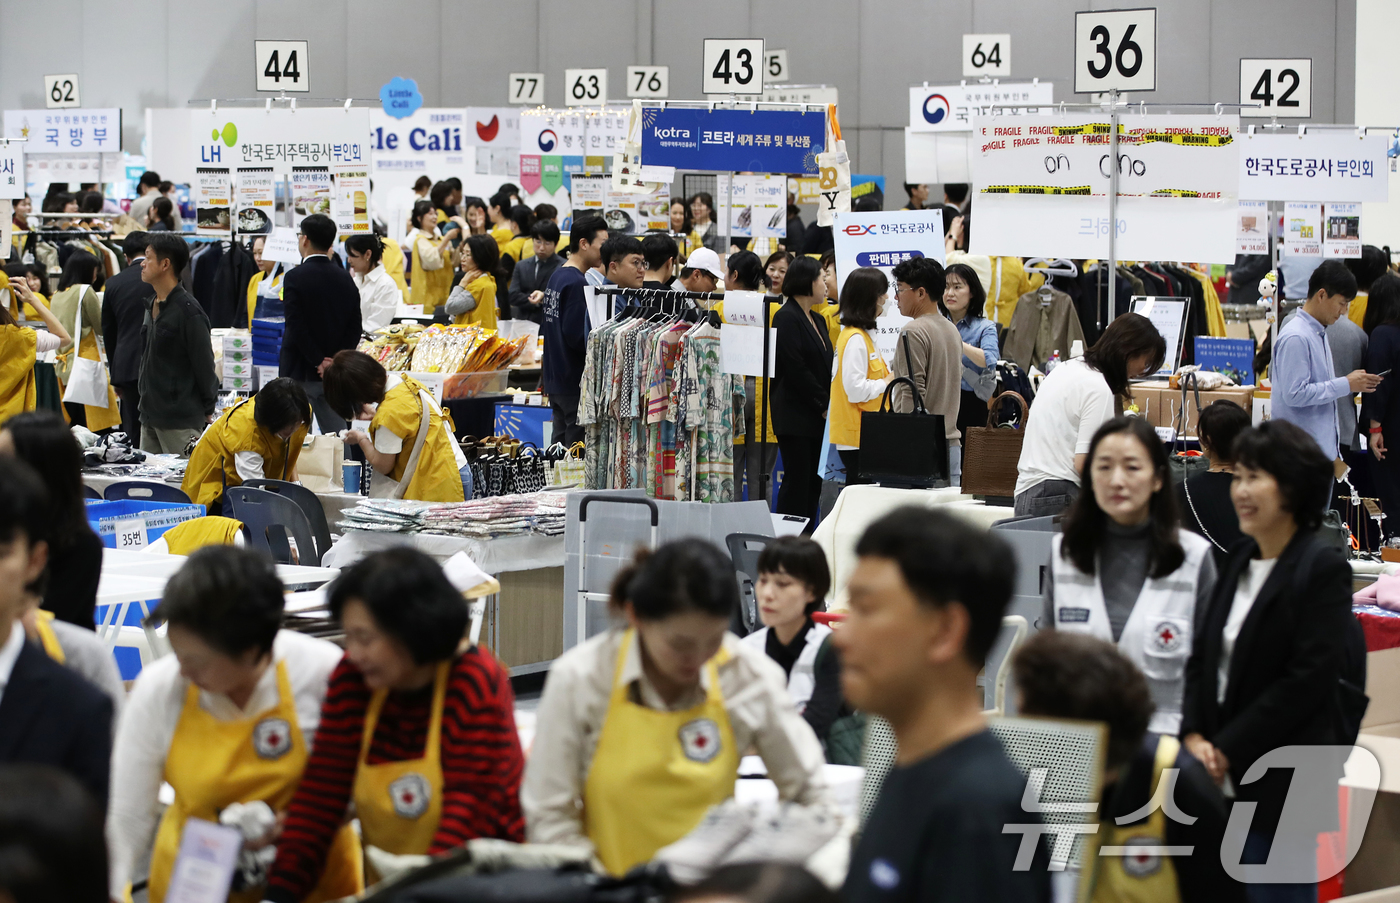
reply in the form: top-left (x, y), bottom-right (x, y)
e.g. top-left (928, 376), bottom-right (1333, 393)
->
top-left (106, 547), bottom-right (361, 903)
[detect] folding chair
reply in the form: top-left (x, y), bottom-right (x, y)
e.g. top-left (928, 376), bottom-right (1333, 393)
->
top-left (223, 486), bottom-right (320, 565)
top-left (104, 480), bottom-right (192, 504)
top-left (244, 478), bottom-right (334, 563)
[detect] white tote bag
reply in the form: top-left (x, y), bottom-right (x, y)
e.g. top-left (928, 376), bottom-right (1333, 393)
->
top-left (61, 289), bottom-right (111, 408)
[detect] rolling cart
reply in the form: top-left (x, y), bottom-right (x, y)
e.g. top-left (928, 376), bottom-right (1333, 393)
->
top-left (575, 494), bottom-right (660, 643)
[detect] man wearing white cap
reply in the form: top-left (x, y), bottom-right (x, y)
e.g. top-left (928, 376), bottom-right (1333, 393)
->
top-left (678, 247), bottom-right (725, 294)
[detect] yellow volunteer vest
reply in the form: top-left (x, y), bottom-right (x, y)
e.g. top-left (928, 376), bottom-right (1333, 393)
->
top-left (181, 399), bottom-right (308, 508)
top-left (829, 327), bottom-right (889, 447)
top-left (453, 274), bottom-right (498, 330)
top-left (0, 325), bottom-right (38, 423)
top-left (369, 378), bottom-right (465, 502)
top-left (503, 234), bottom-right (530, 265)
top-left (1085, 735), bottom-right (1184, 903)
top-left (583, 630), bottom-right (740, 876)
top-left (148, 661), bottom-right (362, 903)
top-left (812, 301), bottom-right (841, 348)
top-left (490, 224), bottom-right (513, 254)
top-left (381, 237), bottom-right (410, 301)
top-left (245, 271), bottom-right (283, 327)
top-left (1349, 292), bottom-right (1368, 329)
top-left (352, 660), bottom-right (449, 867)
top-left (713, 299), bottom-right (778, 444)
top-left (160, 516), bottom-right (247, 555)
top-left (51, 285), bottom-right (122, 431)
top-left (409, 231), bottom-right (453, 315)
top-left (33, 609), bottom-right (65, 663)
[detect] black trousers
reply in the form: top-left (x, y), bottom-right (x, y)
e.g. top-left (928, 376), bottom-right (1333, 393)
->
top-left (775, 434), bottom-right (822, 526)
top-left (114, 381), bottom-right (141, 441)
top-left (838, 448), bottom-right (868, 485)
top-left (956, 388), bottom-right (986, 435)
top-left (550, 394), bottom-right (585, 446)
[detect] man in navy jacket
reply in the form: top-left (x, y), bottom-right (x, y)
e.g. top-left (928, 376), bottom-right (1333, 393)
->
top-left (280, 214), bottom-right (362, 432)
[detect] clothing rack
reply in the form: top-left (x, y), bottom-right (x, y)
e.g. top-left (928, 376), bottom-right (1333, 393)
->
top-left (595, 284), bottom-right (779, 501)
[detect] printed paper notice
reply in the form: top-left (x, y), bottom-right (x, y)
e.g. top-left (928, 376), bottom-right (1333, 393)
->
top-left (332, 165), bottom-right (370, 235)
top-left (290, 167), bottom-right (331, 228)
top-left (720, 325), bottom-right (778, 377)
top-left (1283, 202), bottom-right (1322, 257)
top-left (164, 818), bottom-right (241, 903)
top-left (194, 167), bottom-right (232, 236)
top-left (1236, 199), bottom-right (1268, 255)
top-left (1323, 202), bottom-right (1361, 259)
top-left (234, 167), bottom-right (275, 235)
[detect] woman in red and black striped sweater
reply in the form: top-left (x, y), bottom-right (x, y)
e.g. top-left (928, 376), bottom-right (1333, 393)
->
top-left (264, 548), bottom-right (524, 903)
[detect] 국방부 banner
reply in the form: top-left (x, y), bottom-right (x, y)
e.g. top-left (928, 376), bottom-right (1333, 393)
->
top-left (969, 113), bottom-right (1240, 263)
top-left (4, 108), bottom-right (121, 153)
top-left (640, 107), bottom-right (826, 174)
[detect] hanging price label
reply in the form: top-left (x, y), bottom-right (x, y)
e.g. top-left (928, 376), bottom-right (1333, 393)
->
top-left (565, 68), bottom-right (608, 106)
top-left (114, 518), bottom-right (148, 550)
top-left (1074, 8), bottom-right (1156, 93)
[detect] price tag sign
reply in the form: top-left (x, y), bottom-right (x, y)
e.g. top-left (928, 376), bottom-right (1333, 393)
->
top-left (508, 72), bottom-right (545, 105)
top-left (1239, 58), bottom-right (1312, 118)
top-left (44, 74), bottom-right (80, 109)
top-left (565, 68), bottom-right (608, 106)
top-left (255, 40), bottom-right (309, 93)
top-left (626, 66), bottom-right (669, 98)
top-left (962, 34), bottom-right (1010, 77)
top-left (703, 38), bottom-right (764, 95)
top-left (114, 518), bottom-right (147, 550)
top-left (1074, 8), bottom-right (1156, 93)
top-left (766, 49), bottom-right (789, 82)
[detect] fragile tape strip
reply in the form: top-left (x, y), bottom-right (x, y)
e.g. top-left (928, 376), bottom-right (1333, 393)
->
top-left (980, 185), bottom-right (1093, 195)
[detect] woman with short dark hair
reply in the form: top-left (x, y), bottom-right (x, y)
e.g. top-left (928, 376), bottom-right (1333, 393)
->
top-left (688, 192), bottom-right (722, 253)
top-left (943, 262), bottom-right (1000, 434)
top-left (345, 233), bottom-right (398, 333)
top-left (323, 350), bottom-right (468, 501)
top-left (108, 547), bottom-right (361, 903)
top-left (1183, 419), bottom-right (1361, 893)
top-left (444, 233), bottom-right (501, 329)
top-left (1046, 416), bottom-right (1216, 735)
top-left (181, 377), bottom-right (312, 511)
top-left (772, 256), bottom-right (834, 522)
top-left (1015, 312), bottom-right (1167, 517)
top-left (405, 199), bottom-right (457, 316)
top-left (50, 251), bottom-right (120, 430)
top-left (1177, 400), bottom-right (1253, 565)
top-left (267, 548), bottom-right (524, 897)
top-left (720, 250), bottom-right (779, 500)
top-left (523, 540), bottom-right (829, 875)
top-left (831, 267), bottom-right (892, 482)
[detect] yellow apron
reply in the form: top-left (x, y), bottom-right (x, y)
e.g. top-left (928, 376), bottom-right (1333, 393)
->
top-left (352, 660), bottom-right (449, 871)
top-left (409, 231), bottom-right (453, 315)
top-left (148, 661), bottom-right (362, 903)
top-left (583, 630), bottom-right (739, 876)
top-left (811, 301), bottom-right (842, 348)
top-left (182, 398), bottom-right (307, 508)
top-left (369, 378), bottom-right (464, 502)
top-left (452, 274), bottom-right (498, 330)
top-left (246, 272), bottom-right (283, 328)
top-left (1085, 735), bottom-right (1183, 903)
top-left (0, 325), bottom-right (38, 424)
top-left (381, 238), bottom-right (410, 301)
top-left (33, 609), bottom-right (65, 663)
top-left (502, 234), bottom-right (530, 265)
top-left (160, 516), bottom-right (247, 555)
top-left (490, 224), bottom-right (514, 254)
top-left (829, 327), bottom-right (890, 447)
top-left (52, 286), bottom-right (121, 431)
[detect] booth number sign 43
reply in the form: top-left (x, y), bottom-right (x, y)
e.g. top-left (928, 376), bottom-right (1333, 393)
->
top-left (703, 39), bottom-right (765, 95)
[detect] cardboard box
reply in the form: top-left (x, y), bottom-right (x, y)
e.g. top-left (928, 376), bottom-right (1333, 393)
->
top-left (1130, 380), bottom-right (1254, 438)
top-left (221, 333), bottom-right (252, 351)
top-left (223, 348), bottom-right (251, 363)
top-left (222, 376), bottom-right (254, 392)
top-left (224, 360), bottom-right (255, 378)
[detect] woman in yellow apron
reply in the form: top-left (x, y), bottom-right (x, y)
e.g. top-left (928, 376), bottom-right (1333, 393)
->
top-left (323, 350), bottom-right (467, 502)
top-left (407, 200), bottom-right (458, 316)
top-left (182, 378), bottom-right (311, 511)
top-left (48, 251), bottom-right (122, 431)
top-left (265, 548), bottom-right (525, 899)
top-left (246, 234), bottom-right (285, 325)
top-left (829, 267), bottom-right (892, 484)
top-left (0, 280), bottom-right (70, 422)
top-left (444, 234), bottom-right (500, 330)
top-left (523, 541), bottom-right (831, 875)
top-left (106, 546), bottom-right (362, 903)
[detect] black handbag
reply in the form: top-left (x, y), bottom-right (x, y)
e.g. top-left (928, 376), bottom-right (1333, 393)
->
top-left (1169, 372), bottom-right (1210, 484)
top-left (514, 443), bottom-right (547, 493)
top-left (857, 360), bottom-right (949, 489)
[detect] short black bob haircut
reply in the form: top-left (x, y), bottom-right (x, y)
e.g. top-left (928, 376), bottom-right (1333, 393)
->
top-left (1196, 399), bottom-right (1251, 464)
top-left (147, 546), bottom-right (285, 659)
top-left (727, 250), bottom-right (764, 292)
top-left (854, 506), bottom-right (1014, 665)
top-left (838, 266), bottom-right (888, 331)
top-left (1083, 312), bottom-right (1167, 397)
top-left (1231, 419), bottom-right (1334, 533)
top-left (756, 536), bottom-right (830, 615)
top-left (943, 262), bottom-right (987, 322)
top-left (0, 458), bottom-right (50, 547)
top-left (1061, 416), bottom-right (1184, 579)
top-left (322, 350), bottom-right (388, 422)
top-left (253, 378), bottom-right (312, 435)
top-left (0, 763), bottom-right (110, 903)
top-left (411, 198), bottom-right (437, 231)
top-left (328, 547), bottom-right (468, 664)
top-left (609, 540), bottom-right (738, 622)
top-left (782, 256), bottom-right (822, 299)
top-left (530, 219), bottom-right (561, 244)
top-left (1013, 630), bottom-right (1153, 773)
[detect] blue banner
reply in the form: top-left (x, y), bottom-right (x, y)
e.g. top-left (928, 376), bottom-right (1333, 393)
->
top-left (1194, 337), bottom-right (1256, 386)
top-left (640, 107), bottom-right (826, 174)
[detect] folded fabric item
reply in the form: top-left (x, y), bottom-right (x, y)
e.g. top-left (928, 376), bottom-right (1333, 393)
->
top-left (1354, 572), bottom-right (1400, 612)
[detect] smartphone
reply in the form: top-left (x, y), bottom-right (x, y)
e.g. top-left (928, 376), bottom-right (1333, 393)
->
top-left (1378, 369), bottom-right (1392, 378)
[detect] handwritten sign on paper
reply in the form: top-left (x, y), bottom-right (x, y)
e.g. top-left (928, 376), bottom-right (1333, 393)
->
top-left (720, 324), bottom-right (777, 377)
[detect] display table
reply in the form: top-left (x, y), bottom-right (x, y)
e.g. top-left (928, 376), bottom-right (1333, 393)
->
top-left (812, 484), bottom-right (1009, 609)
top-left (323, 530), bottom-right (563, 573)
top-left (85, 472), bottom-right (364, 534)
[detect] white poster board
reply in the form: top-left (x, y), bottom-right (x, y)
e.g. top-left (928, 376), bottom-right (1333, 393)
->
top-left (1130, 297), bottom-right (1188, 378)
top-left (909, 82), bottom-right (1053, 132)
top-left (190, 107), bottom-right (369, 176)
top-left (832, 210), bottom-right (946, 364)
top-left (969, 112), bottom-right (1239, 263)
top-left (3, 108), bottom-right (120, 153)
top-left (1324, 202), bottom-right (1362, 258)
top-left (1239, 132), bottom-right (1388, 202)
top-left (0, 143), bottom-right (22, 198)
top-left (194, 168), bottom-right (232, 236)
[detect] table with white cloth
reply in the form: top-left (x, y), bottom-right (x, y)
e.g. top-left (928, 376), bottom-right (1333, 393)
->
top-left (325, 528), bottom-right (566, 674)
